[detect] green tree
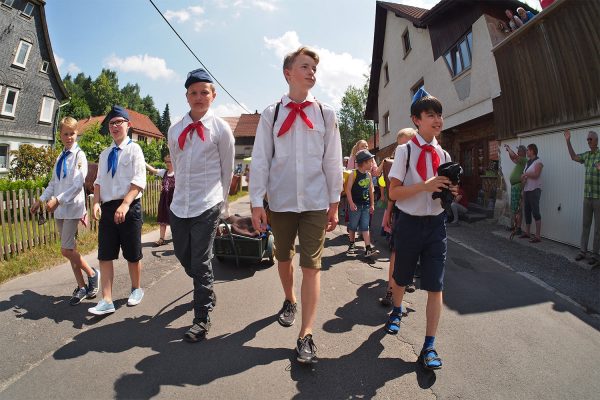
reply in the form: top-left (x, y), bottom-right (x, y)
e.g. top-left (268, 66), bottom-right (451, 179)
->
top-left (160, 103), bottom-right (171, 136)
top-left (9, 145), bottom-right (58, 180)
top-left (89, 69), bottom-right (123, 115)
top-left (141, 95), bottom-right (161, 127)
top-left (63, 95), bottom-right (91, 120)
top-left (77, 122), bottom-right (112, 162)
top-left (137, 139), bottom-right (163, 164)
top-left (337, 78), bottom-right (374, 156)
top-left (121, 83), bottom-right (144, 112)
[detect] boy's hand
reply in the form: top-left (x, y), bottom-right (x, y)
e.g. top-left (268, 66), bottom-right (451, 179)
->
top-left (449, 185), bottom-right (459, 197)
top-left (326, 205), bottom-right (338, 232)
top-left (369, 204), bottom-right (374, 215)
top-left (423, 176), bottom-right (450, 193)
top-left (46, 197), bottom-right (59, 213)
top-left (349, 202), bottom-right (357, 211)
top-left (30, 200), bottom-right (40, 214)
top-left (93, 203), bottom-right (101, 221)
top-left (252, 207), bottom-right (268, 233)
top-left (382, 209), bottom-right (392, 233)
top-left (114, 203), bottom-right (129, 224)
top-left (564, 129), bottom-right (571, 141)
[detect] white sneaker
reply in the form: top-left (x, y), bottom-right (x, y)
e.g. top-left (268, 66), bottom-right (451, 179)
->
top-left (127, 288), bottom-right (144, 306)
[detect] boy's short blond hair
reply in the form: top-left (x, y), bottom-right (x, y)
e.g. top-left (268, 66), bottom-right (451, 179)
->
top-left (396, 128), bottom-right (416, 144)
top-left (60, 116), bottom-right (78, 132)
top-left (283, 46), bottom-right (320, 73)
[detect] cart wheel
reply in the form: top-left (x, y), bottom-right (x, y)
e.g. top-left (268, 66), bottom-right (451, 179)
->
top-left (266, 232), bottom-right (275, 263)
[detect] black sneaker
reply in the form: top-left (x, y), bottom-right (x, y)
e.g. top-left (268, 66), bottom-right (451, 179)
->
top-left (69, 287), bottom-right (88, 306)
top-left (296, 334), bottom-right (318, 364)
top-left (365, 247), bottom-right (380, 258)
top-left (184, 318), bottom-right (211, 343)
top-left (380, 289), bottom-right (393, 306)
top-left (86, 267), bottom-right (100, 299)
top-left (278, 300), bottom-right (297, 327)
top-left (346, 242), bottom-right (356, 255)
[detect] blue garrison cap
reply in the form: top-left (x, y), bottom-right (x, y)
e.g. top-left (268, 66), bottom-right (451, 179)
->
top-left (411, 87), bottom-right (430, 105)
top-left (185, 68), bottom-right (213, 89)
top-left (106, 105), bottom-right (129, 121)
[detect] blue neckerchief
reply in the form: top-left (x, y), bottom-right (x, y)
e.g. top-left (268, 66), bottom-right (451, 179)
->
top-left (56, 150), bottom-right (71, 180)
top-left (107, 139), bottom-right (132, 177)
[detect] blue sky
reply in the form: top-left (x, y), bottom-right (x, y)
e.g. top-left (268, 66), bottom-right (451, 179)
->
top-left (45, 0), bottom-right (539, 121)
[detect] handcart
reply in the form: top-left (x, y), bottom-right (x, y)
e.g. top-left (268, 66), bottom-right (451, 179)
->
top-left (213, 217), bottom-right (274, 267)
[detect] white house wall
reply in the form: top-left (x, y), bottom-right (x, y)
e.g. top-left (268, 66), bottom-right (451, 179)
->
top-left (500, 121), bottom-right (600, 248)
top-left (378, 13), bottom-right (501, 149)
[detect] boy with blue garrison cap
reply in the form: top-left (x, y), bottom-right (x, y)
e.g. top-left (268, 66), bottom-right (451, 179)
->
top-left (168, 68), bottom-right (235, 343)
top-left (89, 105), bottom-right (147, 315)
top-left (384, 88), bottom-right (456, 370)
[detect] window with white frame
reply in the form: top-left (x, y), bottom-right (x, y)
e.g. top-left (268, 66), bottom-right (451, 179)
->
top-left (443, 31), bottom-right (473, 78)
top-left (1, 88), bottom-right (19, 117)
top-left (40, 60), bottom-right (49, 73)
top-left (13, 40), bottom-right (32, 68)
top-left (411, 79), bottom-right (425, 98)
top-left (0, 145), bottom-right (8, 169)
top-left (1, 0), bottom-right (16, 8)
top-left (22, 2), bottom-right (34, 16)
top-left (39, 97), bottom-right (55, 123)
top-left (383, 111), bottom-right (390, 135)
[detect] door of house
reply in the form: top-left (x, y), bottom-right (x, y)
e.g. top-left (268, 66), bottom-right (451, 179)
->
top-left (459, 140), bottom-right (486, 203)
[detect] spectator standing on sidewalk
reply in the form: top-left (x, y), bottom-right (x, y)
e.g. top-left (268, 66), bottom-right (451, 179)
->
top-left (564, 129), bottom-right (600, 267)
top-left (384, 88), bottom-right (456, 370)
top-left (505, 144), bottom-right (527, 235)
top-left (250, 46), bottom-right (343, 364)
top-left (88, 106), bottom-right (147, 315)
top-left (168, 69), bottom-right (235, 342)
top-left (31, 117), bottom-right (99, 306)
top-left (145, 153), bottom-right (175, 247)
top-left (519, 144), bottom-right (543, 243)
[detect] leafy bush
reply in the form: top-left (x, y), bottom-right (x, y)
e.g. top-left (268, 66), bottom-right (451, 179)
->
top-left (9, 145), bottom-right (58, 181)
top-left (0, 176), bottom-right (50, 191)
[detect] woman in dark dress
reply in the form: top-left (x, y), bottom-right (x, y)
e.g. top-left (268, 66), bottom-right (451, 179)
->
top-left (146, 154), bottom-right (175, 246)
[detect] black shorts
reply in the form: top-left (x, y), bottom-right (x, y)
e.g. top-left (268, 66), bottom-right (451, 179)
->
top-left (98, 199), bottom-right (143, 262)
top-left (392, 210), bottom-right (447, 292)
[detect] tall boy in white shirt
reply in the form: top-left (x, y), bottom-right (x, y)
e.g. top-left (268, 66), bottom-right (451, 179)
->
top-left (167, 68), bottom-right (235, 343)
top-left (31, 117), bottom-right (99, 306)
top-left (250, 46), bottom-right (343, 364)
top-left (88, 105), bottom-right (147, 315)
top-left (384, 88), bottom-right (456, 370)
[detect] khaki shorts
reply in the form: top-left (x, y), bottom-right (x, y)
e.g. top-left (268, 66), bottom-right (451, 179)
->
top-left (56, 219), bottom-right (79, 250)
top-left (268, 210), bottom-right (328, 269)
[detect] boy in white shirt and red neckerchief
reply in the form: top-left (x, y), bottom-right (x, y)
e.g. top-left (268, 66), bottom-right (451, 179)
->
top-left (385, 88), bottom-right (457, 370)
top-left (31, 116), bottom-right (99, 306)
top-left (250, 46), bottom-right (343, 364)
top-left (167, 68), bottom-right (235, 343)
top-left (88, 105), bottom-right (147, 315)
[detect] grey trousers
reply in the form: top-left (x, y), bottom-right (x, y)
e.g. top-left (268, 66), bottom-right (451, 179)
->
top-left (580, 197), bottom-right (600, 257)
top-left (170, 203), bottom-right (221, 323)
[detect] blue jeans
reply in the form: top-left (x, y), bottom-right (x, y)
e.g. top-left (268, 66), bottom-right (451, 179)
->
top-left (348, 203), bottom-right (370, 232)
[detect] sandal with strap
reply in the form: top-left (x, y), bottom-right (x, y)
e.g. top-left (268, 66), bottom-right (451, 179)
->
top-left (384, 312), bottom-right (402, 335)
top-left (184, 320), bottom-right (211, 343)
top-left (419, 347), bottom-right (443, 370)
top-left (153, 238), bottom-right (166, 247)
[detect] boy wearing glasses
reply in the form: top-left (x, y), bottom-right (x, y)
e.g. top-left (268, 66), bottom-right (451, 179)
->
top-left (167, 68), bottom-right (235, 342)
top-left (88, 105), bottom-right (147, 315)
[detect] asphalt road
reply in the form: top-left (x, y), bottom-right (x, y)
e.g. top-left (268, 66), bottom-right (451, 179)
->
top-left (0, 196), bottom-right (598, 399)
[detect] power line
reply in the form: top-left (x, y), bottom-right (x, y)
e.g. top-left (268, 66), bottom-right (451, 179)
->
top-left (148, 0), bottom-right (251, 114)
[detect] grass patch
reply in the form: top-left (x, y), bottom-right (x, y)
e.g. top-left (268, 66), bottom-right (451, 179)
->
top-left (228, 189), bottom-right (248, 203)
top-left (0, 215), bottom-right (160, 284)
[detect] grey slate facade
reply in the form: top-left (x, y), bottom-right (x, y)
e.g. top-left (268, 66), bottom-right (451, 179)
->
top-left (0, 0), bottom-right (67, 173)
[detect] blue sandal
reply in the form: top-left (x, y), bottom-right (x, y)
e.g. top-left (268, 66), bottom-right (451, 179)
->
top-left (419, 347), bottom-right (443, 370)
top-left (384, 312), bottom-right (401, 335)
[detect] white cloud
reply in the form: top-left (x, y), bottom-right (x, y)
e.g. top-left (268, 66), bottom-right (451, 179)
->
top-left (263, 31), bottom-right (369, 107)
top-left (54, 54), bottom-right (81, 76)
top-left (54, 53), bottom-right (64, 70)
top-left (105, 54), bottom-right (176, 80)
top-left (212, 102), bottom-right (248, 117)
top-left (66, 62), bottom-right (81, 74)
top-left (164, 5), bottom-right (204, 23)
top-left (210, 0), bottom-right (278, 12)
top-left (252, 1), bottom-right (277, 12)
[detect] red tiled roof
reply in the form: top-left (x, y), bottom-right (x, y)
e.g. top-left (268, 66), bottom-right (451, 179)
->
top-left (233, 113), bottom-right (261, 138)
top-left (222, 116), bottom-right (240, 133)
top-left (76, 108), bottom-right (163, 139)
top-left (378, 1), bottom-right (428, 22)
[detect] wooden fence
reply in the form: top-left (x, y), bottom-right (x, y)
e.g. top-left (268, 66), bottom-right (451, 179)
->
top-left (0, 179), bottom-right (161, 261)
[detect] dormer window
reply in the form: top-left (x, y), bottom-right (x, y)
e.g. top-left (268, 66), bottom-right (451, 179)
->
top-left (22, 2), bottom-right (34, 17)
top-left (40, 60), bottom-right (49, 73)
top-left (443, 31), bottom-right (473, 78)
top-left (13, 40), bottom-right (32, 68)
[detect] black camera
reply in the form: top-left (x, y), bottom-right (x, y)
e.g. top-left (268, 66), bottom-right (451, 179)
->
top-left (432, 162), bottom-right (463, 211)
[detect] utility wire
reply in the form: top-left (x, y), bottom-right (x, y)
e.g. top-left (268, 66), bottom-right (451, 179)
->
top-left (148, 0), bottom-right (251, 114)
